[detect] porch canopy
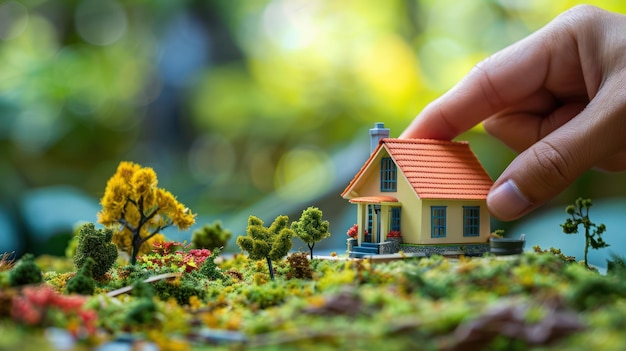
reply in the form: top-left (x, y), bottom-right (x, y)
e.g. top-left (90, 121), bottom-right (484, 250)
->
top-left (348, 196), bottom-right (400, 246)
top-left (349, 195), bottom-right (398, 204)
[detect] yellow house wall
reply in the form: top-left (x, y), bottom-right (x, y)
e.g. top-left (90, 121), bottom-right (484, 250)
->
top-left (396, 172), bottom-right (422, 244)
top-left (417, 199), bottom-right (490, 244)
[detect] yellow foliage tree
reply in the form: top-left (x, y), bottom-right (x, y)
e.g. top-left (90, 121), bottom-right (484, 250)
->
top-left (98, 161), bottom-right (196, 264)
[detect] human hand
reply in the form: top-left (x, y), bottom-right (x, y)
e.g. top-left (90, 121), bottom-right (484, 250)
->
top-left (400, 5), bottom-right (626, 221)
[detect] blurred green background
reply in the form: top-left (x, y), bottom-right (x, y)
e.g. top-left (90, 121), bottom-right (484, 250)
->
top-left (2, 0), bottom-right (626, 264)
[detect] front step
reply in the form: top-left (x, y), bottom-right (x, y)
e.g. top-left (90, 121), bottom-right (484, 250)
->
top-left (349, 243), bottom-right (380, 258)
top-left (352, 246), bottom-right (378, 254)
top-left (360, 242), bottom-right (379, 248)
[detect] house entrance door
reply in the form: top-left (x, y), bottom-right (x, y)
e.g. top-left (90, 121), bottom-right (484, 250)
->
top-left (367, 205), bottom-right (382, 243)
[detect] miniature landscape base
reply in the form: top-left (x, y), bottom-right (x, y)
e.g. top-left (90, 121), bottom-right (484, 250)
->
top-left (3, 250), bottom-right (626, 351)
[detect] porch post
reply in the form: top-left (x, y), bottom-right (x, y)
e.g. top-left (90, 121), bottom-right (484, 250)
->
top-left (380, 205), bottom-right (389, 241)
top-left (371, 206), bottom-right (378, 243)
top-left (356, 203), bottom-right (365, 247)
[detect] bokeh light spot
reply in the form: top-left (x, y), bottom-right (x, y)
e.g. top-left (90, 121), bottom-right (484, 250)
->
top-left (12, 106), bottom-right (63, 154)
top-left (261, 0), bottom-right (318, 51)
top-left (75, 0), bottom-right (127, 46)
top-left (248, 146), bottom-right (275, 193)
top-left (274, 147), bottom-right (332, 201)
top-left (0, 0), bottom-right (28, 40)
top-left (188, 134), bottom-right (236, 184)
top-left (353, 34), bottom-right (423, 114)
top-left (419, 37), bottom-right (470, 91)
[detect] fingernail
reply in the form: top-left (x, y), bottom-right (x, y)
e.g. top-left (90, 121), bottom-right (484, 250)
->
top-left (487, 179), bottom-right (532, 220)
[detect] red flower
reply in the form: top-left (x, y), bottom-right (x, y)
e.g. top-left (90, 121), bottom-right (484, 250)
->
top-left (346, 224), bottom-right (368, 238)
top-left (387, 230), bottom-right (401, 238)
top-left (182, 249), bottom-right (211, 272)
top-left (53, 294), bottom-right (87, 313)
top-left (22, 285), bottom-right (55, 307)
top-left (77, 309), bottom-right (99, 336)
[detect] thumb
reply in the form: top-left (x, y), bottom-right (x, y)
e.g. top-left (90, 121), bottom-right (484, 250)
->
top-left (487, 139), bottom-right (583, 220)
top-left (487, 92), bottom-right (626, 220)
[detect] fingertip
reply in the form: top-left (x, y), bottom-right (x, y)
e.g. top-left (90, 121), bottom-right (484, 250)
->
top-left (487, 179), bottom-right (533, 221)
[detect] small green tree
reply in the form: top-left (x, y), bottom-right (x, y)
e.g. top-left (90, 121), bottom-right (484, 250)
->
top-left (66, 257), bottom-right (96, 295)
top-left (74, 223), bottom-right (118, 278)
top-left (291, 207), bottom-right (331, 259)
top-left (236, 215), bottom-right (293, 280)
top-left (191, 221), bottom-right (232, 251)
top-left (561, 198), bottom-right (608, 269)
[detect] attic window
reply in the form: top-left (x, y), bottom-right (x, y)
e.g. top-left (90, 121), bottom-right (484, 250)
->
top-left (380, 157), bottom-right (397, 192)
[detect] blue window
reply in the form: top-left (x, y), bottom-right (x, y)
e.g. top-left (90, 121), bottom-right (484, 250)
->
top-left (391, 207), bottom-right (401, 232)
top-left (431, 206), bottom-right (446, 238)
top-left (463, 206), bottom-right (480, 237)
top-left (380, 157), bottom-right (397, 192)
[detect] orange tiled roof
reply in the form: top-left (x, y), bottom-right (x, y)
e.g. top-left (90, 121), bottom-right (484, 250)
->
top-left (341, 138), bottom-right (493, 200)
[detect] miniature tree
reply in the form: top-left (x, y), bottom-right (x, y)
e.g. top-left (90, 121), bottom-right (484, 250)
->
top-left (74, 223), bottom-right (118, 278)
top-left (561, 198), bottom-right (608, 269)
top-left (291, 207), bottom-right (331, 259)
top-left (191, 221), bottom-right (232, 251)
top-left (236, 215), bottom-right (293, 280)
top-left (9, 253), bottom-right (42, 286)
top-left (66, 257), bottom-right (95, 295)
top-left (98, 161), bottom-right (196, 265)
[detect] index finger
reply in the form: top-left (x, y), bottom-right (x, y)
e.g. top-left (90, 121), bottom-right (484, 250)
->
top-left (400, 27), bottom-right (557, 140)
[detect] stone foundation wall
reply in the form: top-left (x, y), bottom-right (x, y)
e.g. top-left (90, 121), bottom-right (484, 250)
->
top-left (379, 238), bottom-right (402, 255)
top-left (400, 243), bottom-right (490, 257)
top-left (346, 238), bottom-right (357, 252)
top-left (348, 238), bottom-right (489, 257)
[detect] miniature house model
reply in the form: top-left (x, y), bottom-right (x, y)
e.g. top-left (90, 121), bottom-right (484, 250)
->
top-left (342, 123), bottom-right (494, 253)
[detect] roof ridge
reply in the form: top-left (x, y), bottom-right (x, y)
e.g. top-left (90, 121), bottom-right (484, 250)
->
top-left (381, 138), bottom-right (469, 145)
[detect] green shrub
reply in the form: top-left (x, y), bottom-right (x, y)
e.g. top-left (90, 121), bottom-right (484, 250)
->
top-left (191, 221), bottom-right (232, 251)
top-left (66, 257), bottom-right (96, 295)
top-left (125, 299), bottom-right (158, 326)
top-left (9, 254), bottom-right (42, 286)
top-left (286, 252), bottom-right (313, 280)
top-left (153, 275), bottom-right (206, 305)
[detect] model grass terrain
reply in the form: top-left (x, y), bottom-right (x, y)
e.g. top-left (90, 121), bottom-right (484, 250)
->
top-left (3, 248), bottom-right (626, 350)
top-left (0, 162), bottom-right (622, 350)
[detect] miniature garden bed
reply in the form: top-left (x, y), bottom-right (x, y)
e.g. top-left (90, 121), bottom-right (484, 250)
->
top-left (3, 249), bottom-right (626, 351)
top-left (1, 163), bottom-right (618, 350)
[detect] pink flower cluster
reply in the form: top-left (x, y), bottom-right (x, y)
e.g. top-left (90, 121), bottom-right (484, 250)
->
top-left (182, 249), bottom-right (212, 273)
top-left (138, 241), bottom-right (211, 273)
top-left (10, 285), bottom-right (97, 337)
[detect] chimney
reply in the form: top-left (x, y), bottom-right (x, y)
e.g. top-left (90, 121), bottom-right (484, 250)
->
top-left (369, 122), bottom-right (389, 154)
